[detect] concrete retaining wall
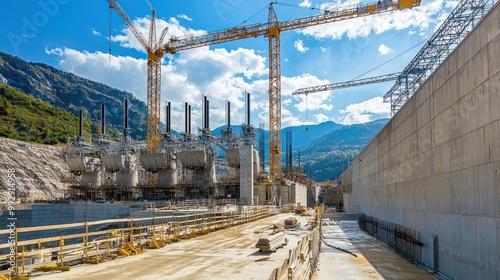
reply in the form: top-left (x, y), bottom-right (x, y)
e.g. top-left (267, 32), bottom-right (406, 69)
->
top-left (342, 3), bottom-right (500, 278)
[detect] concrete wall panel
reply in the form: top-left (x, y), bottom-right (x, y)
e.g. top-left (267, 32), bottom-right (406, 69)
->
top-left (495, 161), bottom-right (500, 217)
top-left (476, 217), bottom-right (498, 279)
top-left (416, 97), bottom-right (431, 129)
top-left (342, 2), bottom-right (500, 277)
top-left (458, 56), bottom-right (476, 99)
top-left (486, 72), bottom-right (500, 123)
top-left (486, 5), bottom-right (500, 41)
top-left (472, 47), bottom-right (490, 89)
top-left (478, 163), bottom-right (496, 216)
top-left (487, 34), bottom-right (500, 78)
top-left (491, 121), bottom-right (500, 162)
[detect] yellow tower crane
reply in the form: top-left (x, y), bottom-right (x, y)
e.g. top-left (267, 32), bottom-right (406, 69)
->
top-left (108, 0), bottom-right (168, 154)
top-left (109, 0), bottom-right (422, 180)
top-left (161, 0), bottom-right (421, 179)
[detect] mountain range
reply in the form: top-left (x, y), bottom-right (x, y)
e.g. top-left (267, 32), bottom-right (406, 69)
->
top-left (0, 51), bottom-right (146, 139)
top-left (0, 51), bottom-right (388, 181)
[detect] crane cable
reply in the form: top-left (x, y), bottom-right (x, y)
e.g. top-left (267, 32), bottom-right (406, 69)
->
top-left (237, 1), bottom-right (327, 27)
top-left (274, 2), bottom-right (328, 12)
top-left (237, 4), bottom-right (270, 27)
top-left (352, 38), bottom-right (427, 80)
top-left (305, 93), bottom-right (309, 137)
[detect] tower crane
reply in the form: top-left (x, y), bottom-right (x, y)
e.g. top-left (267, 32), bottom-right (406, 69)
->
top-left (292, 72), bottom-right (402, 96)
top-left (161, 0), bottom-right (421, 179)
top-left (108, 0), bottom-right (422, 180)
top-left (107, 0), bottom-right (168, 154)
top-left (292, 0), bottom-right (497, 115)
top-left (291, 65), bottom-right (428, 96)
top-left (383, 0), bottom-right (497, 114)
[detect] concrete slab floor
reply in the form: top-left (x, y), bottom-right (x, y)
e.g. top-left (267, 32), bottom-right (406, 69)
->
top-left (31, 213), bottom-right (311, 280)
top-left (313, 221), bottom-right (435, 280)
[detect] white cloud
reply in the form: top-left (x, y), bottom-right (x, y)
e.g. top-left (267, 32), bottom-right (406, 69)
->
top-left (282, 99), bottom-right (292, 106)
top-left (281, 106), bottom-right (310, 127)
top-left (46, 45), bottom-right (269, 131)
top-left (92, 28), bottom-right (101, 36)
top-left (444, 0), bottom-right (459, 8)
top-left (299, 0), bottom-right (312, 8)
top-left (177, 14), bottom-right (193, 21)
top-left (378, 44), bottom-right (392, 55)
top-left (46, 46), bottom-right (335, 130)
top-left (284, 58), bottom-right (289, 62)
top-left (315, 113), bottom-right (330, 123)
top-left (285, 74), bottom-right (333, 112)
top-left (46, 15), bottom-right (346, 130)
top-left (339, 97), bottom-right (390, 125)
top-left (46, 48), bottom-right (333, 131)
top-left (111, 16), bottom-right (206, 52)
top-left (298, 0), bottom-right (446, 40)
top-left (294, 40), bottom-right (309, 53)
top-left (320, 47), bottom-right (327, 53)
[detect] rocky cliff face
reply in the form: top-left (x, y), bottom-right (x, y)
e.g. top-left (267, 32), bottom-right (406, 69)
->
top-left (0, 138), bottom-right (69, 200)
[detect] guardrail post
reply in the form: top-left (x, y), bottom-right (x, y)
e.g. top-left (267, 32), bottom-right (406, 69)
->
top-left (14, 227), bottom-right (18, 276)
top-left (84, 222), bottom-right (89, 259)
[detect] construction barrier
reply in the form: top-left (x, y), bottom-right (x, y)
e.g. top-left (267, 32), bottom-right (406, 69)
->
top-left (267, 205), bottom-right (323, 280)
top-left (0, 205), bottom-right (292, 279)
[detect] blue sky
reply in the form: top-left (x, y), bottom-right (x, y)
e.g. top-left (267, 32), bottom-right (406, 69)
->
top-left (0, 0), bottom-right (457, 131)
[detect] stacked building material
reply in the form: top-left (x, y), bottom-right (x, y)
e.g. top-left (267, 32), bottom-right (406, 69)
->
top-left (255, 232), bottom-right (287, 252)
top-left (284, 217), bottom-right (300, 230)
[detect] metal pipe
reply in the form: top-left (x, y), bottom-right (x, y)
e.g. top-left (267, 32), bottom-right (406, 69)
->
top-left (167, 101), bottom-right (171, 133)
top-left (259, 123), bottom-right (265, 170)
top-left (206, 100), bottom-right (209, 130)
top-left (188, 104), bottom-right (191, 134)
top-left (101, 104), bottom-right (105, 135)
top-left (184, 102), bottom-right (188, 134)
top-left (289, 131), bottom-right (292, 169)
top-left (124, 98), bottom-right (129, 138)
top-left (124, 99), bottom-right (128, 130)
top-left (286, 131), bottom-right (290, 170)
top-left (203, 96), bottom-right (207, 129)
top-left (246, 91), bottom-right (250, 125)
top-left (227, 101), bottom-right (231, 128)
top-left (289, 131), bottom-right (292, 170)
top-left (165, 102), bottom-right (168, 133)
top-left (298, 151), bottom-right (301, 173)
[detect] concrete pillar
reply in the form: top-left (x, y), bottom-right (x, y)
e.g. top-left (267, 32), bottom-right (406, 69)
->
top-left (253, 148), bottom-right (260, 178)
top-left (240, 145), bottom-right (254, 205)
top-left (156, 161), bottom-right (177, 186)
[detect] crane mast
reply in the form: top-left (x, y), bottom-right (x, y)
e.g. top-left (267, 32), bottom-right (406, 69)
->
top-left (162, 0), bottom-right (421, 179)
top-left (108, 0), bottom-right (168, 155)
top-left (268, 5), bottom-right (282, 180)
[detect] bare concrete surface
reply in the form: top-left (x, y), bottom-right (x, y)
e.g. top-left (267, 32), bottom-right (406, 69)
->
top-left (313, 221), bottom-right (435, 280)
top-left (32, 213), bottom-right (311, 280)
